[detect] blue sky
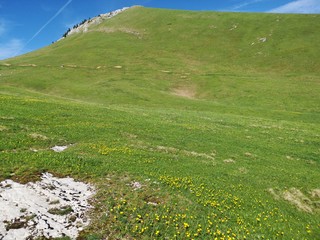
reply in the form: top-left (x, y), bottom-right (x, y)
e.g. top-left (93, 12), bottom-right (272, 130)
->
top-left (0, 0), bottom-right (319, 60)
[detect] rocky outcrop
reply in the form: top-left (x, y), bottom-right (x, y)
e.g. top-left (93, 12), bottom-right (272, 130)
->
top-left (62, 7), bottom-right (130, 39)
top-left (0, 173), bottom-right (95, 240)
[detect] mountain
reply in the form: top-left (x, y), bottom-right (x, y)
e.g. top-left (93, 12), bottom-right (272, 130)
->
top-left (1, 6), bottom-right (319, 117)
top-left (0, 7), bottom-right (319, 239)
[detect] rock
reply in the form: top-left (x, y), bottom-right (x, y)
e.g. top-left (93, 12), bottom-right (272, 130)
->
top-left (50, 145), bottom-right (68, 152)
top-left (0, 173), bottom-right (95, 239)
top-left (65, 7), bottom-right (130, 37)
top-left (223, 159), bottom-right (235, 163)
top-left (259, 37), bottom-right (267, 43)
top-left (131, 181), bottom-right (142, 190)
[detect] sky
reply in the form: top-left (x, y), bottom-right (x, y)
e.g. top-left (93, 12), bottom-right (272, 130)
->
top-left (0, 0), bottom-right (319, 60)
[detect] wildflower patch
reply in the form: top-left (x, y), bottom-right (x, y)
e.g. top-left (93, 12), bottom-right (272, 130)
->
top-left (90, 144), bottom-right (133, 155)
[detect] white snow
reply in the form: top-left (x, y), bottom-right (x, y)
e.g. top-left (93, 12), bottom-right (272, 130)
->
top-left (0, 173), bottom-right (95, 240)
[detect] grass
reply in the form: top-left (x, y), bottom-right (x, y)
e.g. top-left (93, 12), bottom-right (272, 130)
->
top-left (0, 6), bottom-right (320, 239)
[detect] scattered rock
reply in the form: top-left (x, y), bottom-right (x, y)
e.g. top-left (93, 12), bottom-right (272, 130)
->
top-left (223, 159), bottom-right (235, 164)
top-left (310, 189), bottom-right (320, 198)
top-left (156, 145), bottom-right (179, 154)
top-left (19, 64), bottom-right (37, 67)
top-left (63, 7), bottom-right (130, 38)
top-left (147, 202), bottom-right (158, 206)
top-left (51, 145), bottom-right (69, 152)
top-left (244, 152), bottom-right (252, 157)
top-left (65, 64), bottom-right (77, 68)
top-left (229, 24), bottom-right (238, 30)
top-left (0, 125), bottom-right (8, 131)
top-left (95, 27), bottom-right (142, 38)
top-left (259, 37), bottom-right (267, 43)
top-left (160, 70), bottom-right (171, 73)
top-left (131, 181), bottom-right (143, 190)
top-left (282, 188), bottom-right (313, 213)
top-left (0, 173), bottom-right (95, 239)
top-left (238, 167), bottom-right (248, 174)
top-left (182, 150), bottom-right (215, 160)
top-left (267, 188), bottom-right (280, 199)
top-left (29, 133), bottom-right (48, 140)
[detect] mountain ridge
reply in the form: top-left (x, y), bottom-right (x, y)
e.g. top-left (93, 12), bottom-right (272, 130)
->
top-left (3, 7), bottom-right (319, 73)
top-left (61, 6), bottom-right (132, 40)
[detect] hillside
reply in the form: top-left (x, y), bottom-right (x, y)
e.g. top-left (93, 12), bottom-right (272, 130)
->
top-left (0, 7), bottom-right (320, 239)
top-left (1, 7), bottom-right (320, 120)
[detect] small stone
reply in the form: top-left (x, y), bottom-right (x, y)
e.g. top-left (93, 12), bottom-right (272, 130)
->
top-left (51, 145), bottom-right (68, 152)
top-left (223, 159), bottom-right (235, 163)
top-left (131, 181), bottom-right (142, 190)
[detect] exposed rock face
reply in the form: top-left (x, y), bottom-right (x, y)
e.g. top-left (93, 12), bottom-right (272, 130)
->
top-left (65, 7), bottom-right (130, 37)
top-left (0, 173), bottom-right (95, 240)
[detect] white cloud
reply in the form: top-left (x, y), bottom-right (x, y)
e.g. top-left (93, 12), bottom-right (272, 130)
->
top-left (0, 39), bottom-right (24, 60)
top-left (269, 0), bottom-right (320, 13)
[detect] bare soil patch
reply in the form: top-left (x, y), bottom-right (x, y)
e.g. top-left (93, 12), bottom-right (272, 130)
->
top-left (268, 187), bottom-right (319, 213)
top-left (172, 87), bottom-right (196, 99)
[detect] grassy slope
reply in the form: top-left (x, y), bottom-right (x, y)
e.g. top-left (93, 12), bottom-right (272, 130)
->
top-left (2, 7), bottom-right (320, 119)
top-left (0, 7), bottom-right (320, 239)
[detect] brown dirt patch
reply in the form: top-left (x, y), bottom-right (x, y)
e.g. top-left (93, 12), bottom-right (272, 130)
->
top-left (238, 167), bottom-right (248, 174)
top-left (0, 125), bottom-right (8, 131)
top-left (172, 87), bottom-right (196, 99)
top-left (223, 159), bottom-right (235, 163)
top-left (268, 187), bottom-right (317, 213)
top-left (282, 188), bottom-right (313, 213)
top-left (29, 133), bottom-right (48, 140)
top-left (267, 188), bottom-right (281, 200)
top-left (310, 189), bottom-right (320, 198)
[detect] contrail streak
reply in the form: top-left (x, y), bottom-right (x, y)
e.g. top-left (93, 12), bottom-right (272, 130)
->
top-left (15, 0), bottom-right (72, 56)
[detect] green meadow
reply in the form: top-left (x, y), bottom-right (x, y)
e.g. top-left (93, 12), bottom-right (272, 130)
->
top-left (0, 6), bottom-right (319, 239)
